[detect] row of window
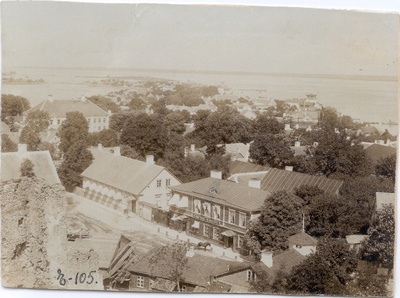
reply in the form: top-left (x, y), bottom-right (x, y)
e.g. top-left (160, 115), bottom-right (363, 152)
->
top-left (137, 276), bottom-right (187, 291)
top-left (156, 179), bottom-right (171, 187)
top-left (193, 199), bottom-right (246, 227)
top-left (87, 117), bottom-right (107, 123)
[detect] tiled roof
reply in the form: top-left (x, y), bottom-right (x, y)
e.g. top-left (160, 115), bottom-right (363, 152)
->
top-left (1, 150), bottom-right (60, 184)
top-left (170, 177), bottom-right (270, 212)
top-left (229, 160), bottom-right (269, 175)
top-left (288, 232), bottom-right (318, 246)
top-left (365, 144), bottom-right (396, 164)
top-left (260, 168), bottom-right (343, 195)
top-left (128, 251), bottom-right (248, 287)
top-left (272, 249), bottom-right (306, 273)
top-left (81, 149), bottom-right (166, 196)
top-left (24, 99), bottom-right (109, 118)
top-left (375, 192), bottom-right (395, 211)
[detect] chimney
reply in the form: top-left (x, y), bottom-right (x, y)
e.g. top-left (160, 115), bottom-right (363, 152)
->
top-left (190, 144), bottom-right (195, 152)
top-left (248, 178), bottom-right (261, 189)
top-left (386, 139), bottom-right (391, 146)
top-left (18, 144), bottom-right (27, 154)
top-left (210, 170), bottom-right (222, 179)
top-left (98, 144), bottom-right (103, 151)
top-left (146, 155), bottom-right (155, 165)
top-left (47, 95), bottom-right (54, 102)
top-left (285, 166), bottom-right (293, 172)
top-left (294, 141), bottom-right (301, 147)
top-left (261, 250), bottom-right (273, 268)
top-left (284, 123), bottom-right (291, 131)
top-left (114, 147), bottom-right (120, 156)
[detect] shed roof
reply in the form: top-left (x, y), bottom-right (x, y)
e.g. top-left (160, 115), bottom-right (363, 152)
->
top-left (170, 177), bottom-right (270, 212)
top-left (346, 235), bottom-right (368, 245)
top-left (272, 249), bottom-right (306, 274)
top-left (24, 99), bottom-right (109, 118)
top-left (81, 149), bottom-right (168, 196)
top-left (260, 168), bottom-right (343, 195)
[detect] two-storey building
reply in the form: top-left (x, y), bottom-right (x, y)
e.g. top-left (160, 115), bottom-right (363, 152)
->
top-left (23, 95), bottom-right (111, 132)
top-left (169, 171), bottom-right (270, 253)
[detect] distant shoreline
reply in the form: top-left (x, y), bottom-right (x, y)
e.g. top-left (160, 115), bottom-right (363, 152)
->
top-left (6, 66), bottom-right (397, 82)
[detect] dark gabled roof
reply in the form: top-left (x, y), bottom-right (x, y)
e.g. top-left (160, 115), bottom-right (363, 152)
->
top-left (170, 177), bottom-right (270, 212)
top-left (229, 160), bottom-right (269, 175)
top-left (365, 144), bottom-right (396, 164)
top-left (288, 232), bottom-right (318, 246)
top-left (260, 168), bottom-right (343, 195)
top-left (272, 249), bottom-right (306, 274)
top-left (127, 251), bottom-right (248, 287)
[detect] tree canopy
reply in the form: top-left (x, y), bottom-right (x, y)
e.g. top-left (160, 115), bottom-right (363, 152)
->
top-left (59, 112), bottom-right (89, 153)
top-left (1, 94), bottom-right (31, 121)
top-left (247, 190), bottom-right (302, 251)
top-left (1, 134), bottom-right (18, 152)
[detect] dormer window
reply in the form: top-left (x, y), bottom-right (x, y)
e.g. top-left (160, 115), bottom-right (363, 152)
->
top-left (209, 187), bottom-right (218, 195)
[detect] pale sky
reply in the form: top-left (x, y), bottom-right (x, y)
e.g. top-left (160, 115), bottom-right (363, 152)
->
top-left (1, 1), bottom-right (398, 76)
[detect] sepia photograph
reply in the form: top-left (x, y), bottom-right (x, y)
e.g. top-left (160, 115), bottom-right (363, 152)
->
top-left (1, 0), bottom-right (399, 297)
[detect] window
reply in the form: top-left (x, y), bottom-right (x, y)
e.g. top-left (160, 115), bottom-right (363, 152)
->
top-left (237, 235), bottom-right (244, 248)
top-left (246, 270), bottom-right (255, 282)
top-left (239, 212), bottom-right (246, 228)
top-left (166, 179), bottom-right (171, 187)
top-left (202, 202), bottom-right (211, 217)
top-left (87, 118), bottom-right (91, 123)
top-left (212, 205), bottom-right (221, 219)
top-left (229, 209), bottom-right (236, 224)
top-left (213, 228), bottom-right (219, 240)
top-left (194, 200), bottom-right (201, 214)
top-left (203, 225), bottom-right (210, 237)
top-left (94, 118), bottom-right (97, 123)
top-left (103, 118), bottom-right (106, 123)
top-left (57, 119), bottom-right (61, 125)
top-left (181, 285), bottom-right (187, 292)
top-left (18, 218), bottom-right (24, 226)
top-left (156, 180), bottom-right (161, 187)
top-left (137, 276), bottom-right (144, 288)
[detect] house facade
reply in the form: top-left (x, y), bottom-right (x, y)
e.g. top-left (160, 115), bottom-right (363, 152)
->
top-left (169, 171), bottom-right (270, 253)
top-left (80, 146), bottom-right (181, 222)
top-left (23, 95), bottom-right (111, 132)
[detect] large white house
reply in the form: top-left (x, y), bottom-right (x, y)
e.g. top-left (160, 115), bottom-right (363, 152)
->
top-left (23, 95), bottom-right (111, 132)
top-left (80, 146), bottom-right (181, 222)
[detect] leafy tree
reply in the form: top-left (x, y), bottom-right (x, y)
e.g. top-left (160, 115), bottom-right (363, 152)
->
top-left (38, 141), bottom-right (58, 160)
top-left (120, 113), bottom-right (166, 159)
top-left (87, 95), bottom-right (120, 113)
top-left (1, 134), bottom-right (18, 152)
top-left (375, 153), bottom-right (396, 182)
top-left (249, 135), bottom-right (294, 168)
top-left (247, 191), bottom-right (302, 251)
top-left (58, 142), bottom-right (93, 191)
top-left (249, 269), bottom-right (272, 293)
top-left (318, 107), bottom-right (340, 131)
top-left (59, 112), bottom-right (89, 153)
top-left (340, 176), bottom-right (394, 233)
top-left (120, 144), bottom-right (144, 161)
top-left (20, 159), bottom-right (35, 177)
top-left (313, 130), bottom-right (372, 177)
top-left (149, 242), bottom-right (188, 292)
top-left (19, 126), bottom-right (41, 151)
top-left (252, 114), bottom-right (284, 136)
top-left (200, 85), bottom-right (219, 97)
top-left (1, 94), bottom-right (31, 121)
top-left (128, 96), bottom-right (146, 111)
top-left (307, 194), bottom-right (354, 237)
top-left (346, 266), bottom-right (388, 297)
top-left (294, 185), bottom-right (325, 206)
top-left (287, 238), bottom-right (357, 295)
top-left (360, 205), bottom-right (395, 269)
top-left (109, 111), bottom-right (134, 133)
top-left (25, 110), bottom-right (51, 134)
top-left (88, 129), bottom-right (118, 147)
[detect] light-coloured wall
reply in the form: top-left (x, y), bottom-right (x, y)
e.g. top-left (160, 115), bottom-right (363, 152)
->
top-left (140, 169), bottom-right (181, 211)
top-left (49, 116), bottom-right (110, 132)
